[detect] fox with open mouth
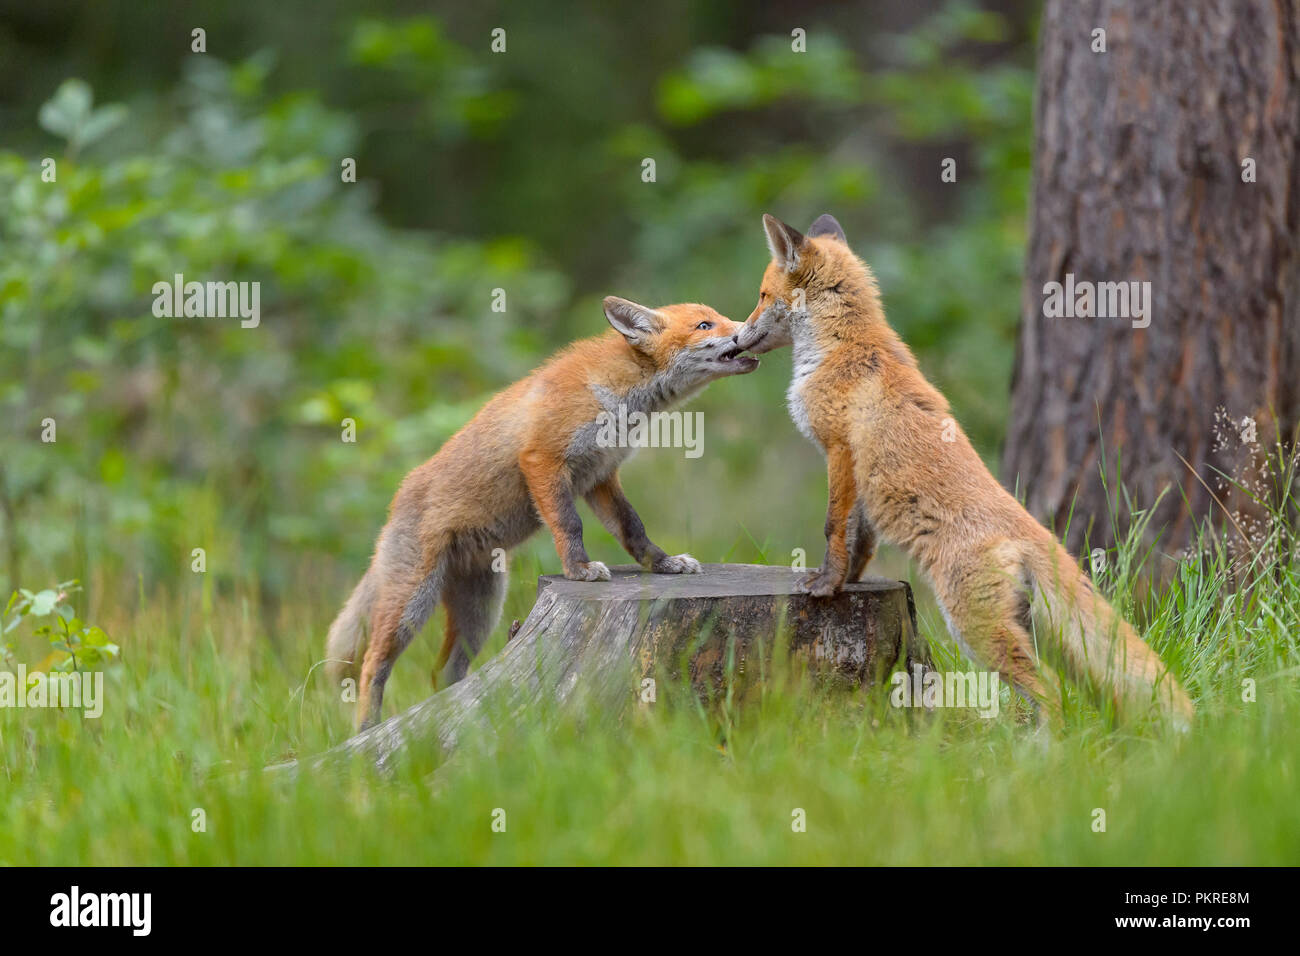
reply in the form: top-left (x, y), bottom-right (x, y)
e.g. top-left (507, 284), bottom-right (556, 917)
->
top-left (327, 297), bottom-right (758, 729)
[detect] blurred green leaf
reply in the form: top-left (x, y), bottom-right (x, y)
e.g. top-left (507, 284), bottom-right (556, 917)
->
top-left (38, 79), bottom-right (127, 152)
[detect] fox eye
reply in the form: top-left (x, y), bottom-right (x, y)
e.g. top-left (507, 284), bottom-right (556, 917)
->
top-left (696, 321), bottom-right (713, 330)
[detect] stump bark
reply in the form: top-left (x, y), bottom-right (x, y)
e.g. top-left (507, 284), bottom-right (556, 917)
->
top-left (274, 564), bottom-right (923, 777)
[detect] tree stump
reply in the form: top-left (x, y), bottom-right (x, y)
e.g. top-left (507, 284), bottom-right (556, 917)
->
top-left (273, 564), bottom-right (923, 777)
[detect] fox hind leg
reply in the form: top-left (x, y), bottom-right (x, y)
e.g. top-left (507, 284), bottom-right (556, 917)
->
top-left (944, 560), bottom-right (1062, 729)
top-left (981, 618), bottom-right (1062, 729)
top-left (434, 560), bottom-right (507, 687)
top-left (358, 558), bottom-right (446, 731)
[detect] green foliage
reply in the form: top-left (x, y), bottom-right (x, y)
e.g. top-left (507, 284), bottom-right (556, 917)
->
top-left (1, 1), bottom-right (1034, 604)
top-left (3, 580), bottom-right (118, 672)
top-left (657, 35), bottom-right (864, 125)
top-left (1, 56), bottom-right (568, 593)
top-left (37, 79), bottom-right (128, 157)
top-left (347, 18), bottom-right (516, 140)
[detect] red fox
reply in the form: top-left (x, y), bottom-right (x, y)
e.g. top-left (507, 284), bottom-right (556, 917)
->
top-left (327, 297), bottom-right (758, 729)
top-left (734, 214), bottom-right (1193, 729)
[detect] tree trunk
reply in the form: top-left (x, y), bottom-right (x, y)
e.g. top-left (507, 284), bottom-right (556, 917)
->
top-left (1003, 0), bottom-right (1300, 557)
top-left (270, 565), bottom-right (923, 777)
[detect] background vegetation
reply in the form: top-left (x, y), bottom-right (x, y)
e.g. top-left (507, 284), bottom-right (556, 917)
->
top-left (1, 0), bottom-right (1293, 865)
top-left (1, 0), bottom-right (1033, 601)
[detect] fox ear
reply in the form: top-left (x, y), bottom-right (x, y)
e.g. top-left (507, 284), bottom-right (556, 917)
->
top-left (762, 214), bottom-right (807, 272)
top-left (807, 213), bottom-right (846, 244)
top-left (603, 296), bottom-right (664, 347)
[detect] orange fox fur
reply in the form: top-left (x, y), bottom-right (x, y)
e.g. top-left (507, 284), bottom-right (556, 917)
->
top-left (735, 213), bottom-right (1193, 729)
top-left (326, 298), bottom-right (757, 729)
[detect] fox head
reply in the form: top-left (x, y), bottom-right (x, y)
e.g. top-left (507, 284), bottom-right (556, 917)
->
top-left (734, 213), bottom-right (863, 354)
top-left (602, 297), bottom-right (759, 388)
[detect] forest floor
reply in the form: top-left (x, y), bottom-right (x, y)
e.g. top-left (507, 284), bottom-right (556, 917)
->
top-left (4, 503), bottom-right (1297, 865)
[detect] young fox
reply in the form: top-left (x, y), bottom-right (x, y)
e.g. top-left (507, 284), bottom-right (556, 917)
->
top-left (327, 298), bottom-right (758, 729)
top-left (734, 214), bottom-right (1193, 729)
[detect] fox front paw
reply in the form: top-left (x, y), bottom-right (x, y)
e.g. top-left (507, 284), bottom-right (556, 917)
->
top-left (567, 560), bottom-right (611, 582)
top-left (652, 553), bottom-right (702, 574)
top-left (796, 568), bottom-right (842, 598)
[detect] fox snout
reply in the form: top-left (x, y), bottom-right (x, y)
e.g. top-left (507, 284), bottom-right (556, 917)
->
top-left (733, 321), bottom-right (770, 354)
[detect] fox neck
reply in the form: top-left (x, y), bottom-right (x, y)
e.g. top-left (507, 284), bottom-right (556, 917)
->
top-left (800, 262), bottom-right (915, 371)
top-left (592, 342), bottom-right (702, 416)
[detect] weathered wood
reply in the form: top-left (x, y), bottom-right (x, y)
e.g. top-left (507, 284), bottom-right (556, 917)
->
top-left (272, 564), bottom-right (922, 777)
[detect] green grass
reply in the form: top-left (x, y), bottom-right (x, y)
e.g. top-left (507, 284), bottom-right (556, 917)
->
top-left (4, 456), bottom-right (1299, 865)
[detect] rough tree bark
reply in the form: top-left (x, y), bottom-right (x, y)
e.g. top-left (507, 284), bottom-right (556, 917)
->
top-left (1003, 0), bottom-right (1300, 556)
top-left (271, 565), bottom-right (923, 777)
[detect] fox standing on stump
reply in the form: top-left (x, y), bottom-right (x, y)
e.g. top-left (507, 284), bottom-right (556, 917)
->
top-left (326, 298), bottom-right (759, 730)
top-left (734, 213), bottom-right (1193, 729)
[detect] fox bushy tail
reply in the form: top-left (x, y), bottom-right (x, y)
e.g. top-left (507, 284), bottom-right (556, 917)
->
top-left (1027, 542), bottom-right (1194, 730)
top-left (325, 568), bottom-right (377, 684)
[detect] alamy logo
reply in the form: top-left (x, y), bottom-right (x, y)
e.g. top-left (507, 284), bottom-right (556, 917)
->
top-left (151, 273), bottom-right (261, 328)
top-left (595, 404), bottom-right (704, 459)
top-left (890, 664), bottom-right (1000, 718)
top-left (50, 886), bottom-right (151, 936)
top-left (1042, 273), bottom-right (1151, 329)
top-left (0, 665), bottom-right (103, 717)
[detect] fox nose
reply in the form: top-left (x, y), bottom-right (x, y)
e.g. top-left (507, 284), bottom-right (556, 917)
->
top-left (731, 333), bottom-right (739, 344)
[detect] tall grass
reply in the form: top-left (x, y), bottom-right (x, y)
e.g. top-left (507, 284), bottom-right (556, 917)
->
top-left (3, 464), bottom-right (1298, 864)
